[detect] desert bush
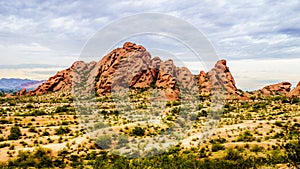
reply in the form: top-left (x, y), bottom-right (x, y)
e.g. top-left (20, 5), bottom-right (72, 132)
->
top-left (0, 142), bottom-right (10, 148)
top-left (237, 130), bottom-right (255, 142)
top-left (131, 126), bottom-right (145, 136)
top-left (282, 125), bottom-right (300, 169)
top-left (118, 134), bottom-right (129, 145)
top-left (96, 135), bottom-right (112, 149)
top-left (209, 137), bottom-right (227, 144)
top-left (25, 104), bottom-right (34, 109)
top-left (94, 122), bottom-right (107, 129)
top-left (224, 148), bottom-right (243, 161)
top-left (291, 97), bottom-right (300, 104)
top-left (173, 101), bottom-right (180, 106)
top-left (8, 126), bottom-right (22, 140)
top-left (54, 105), bottom-right (69, 113)
top-left (274, 121), bottom-right (283, 127)
top-left (211, 143), bottom-right (225, 152)
top-left (61, 121), bottom-right (69, 125)
top-left (28, 126), bottom-right (37, 133)
top-left (55, 126), bottom-right (71, 135)
top-left (0, 119), bottom-right (11, 124)
top-left (8, 147), bottom-right (53, 168)
top-left (42, 131), bottom-right (50, 136)
top-left (250, 145), bottom-right (264, 153)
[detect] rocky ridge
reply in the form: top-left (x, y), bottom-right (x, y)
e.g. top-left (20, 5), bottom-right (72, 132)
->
top-left (18, 42), bottom-right (300, 100)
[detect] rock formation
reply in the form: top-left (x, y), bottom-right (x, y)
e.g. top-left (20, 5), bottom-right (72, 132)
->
top-left (26, 42), bottom-right (190, 100)
top-left (258, 82), bottom-right (292, 95)
top-left (287, 81), bottom-right (300, 98)
top-left (27, 61), bottom-right (96, 96)
top-left (198, 59), bottom-right (237, 96)
top-left (17, 88), bottom-right (26, 96)
top-left (25, 42), bottom-right (297, 100)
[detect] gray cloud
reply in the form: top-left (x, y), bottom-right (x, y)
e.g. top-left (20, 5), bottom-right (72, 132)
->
top-left (0, 0), bottom-right (300, 89)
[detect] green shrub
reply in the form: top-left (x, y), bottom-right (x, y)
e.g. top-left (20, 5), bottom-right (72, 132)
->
top-left (237, 130), bottom-right (255, 142)
top-left (55, 126), bottom-right (71, 135)
top-left (166, 101), bottom-right (172, 107)
top-left (211, 143), bottom-right (225, 152)
top-left (224, 148), bottom-right (243, 161)
top-left (0, 119), bottom-right (11, 124)
top-left (25, 104), bottom-right (34, 109)
top-left (274, 121), bottom-right (282, 127)
top-left (173, 101), bottom-right (180, 106)
top-left (61, 121), bottom-right (69, 125)
top-left (131, 126), bottom-right (145, 136)
top-left (55, 105), bottom-right (69, 113)
top-left (42, 131), bottom-right (50, 136)
top-left (291, 97), bottom-right (300, 104)
top-left (94, 122), bottom-right (107, 129)
top-left (28, 126), bottom-right (37, 133)
top-left (250, 145), bottom-right (264, 153)
top-left (96, 135), bottom-right (112, 149)
top-left (118, 134), bottom-right (129, 145)
top-left (8, 126), bottom-right (22, 140)
top-left (0, 143), bottom-right (10, 148)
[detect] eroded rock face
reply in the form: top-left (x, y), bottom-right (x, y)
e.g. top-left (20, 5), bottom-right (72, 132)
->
top-left (28, 67), bottom-right (73, 95)
top-left (259, 82), bottom-right (292, 95)
top-left (28, 61), bottom-right (97, 96)
top-left (176, 67), bottom-right (196, 90)
top-left (287, 81), bottom-right (300, 97)
top-left (198, 59), bottom-right (237, 96)
top-left (25, 42), bottom-right (182, 101)
top-left (17, 88), bottom-right (26, 96)
top-left (23, 42), bottom-right (250, 101)
top-left (94, 42), bottom-right (150, 94)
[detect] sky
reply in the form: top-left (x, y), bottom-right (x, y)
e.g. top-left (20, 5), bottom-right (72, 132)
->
top-left (0, 0), bottom-right (300, 91)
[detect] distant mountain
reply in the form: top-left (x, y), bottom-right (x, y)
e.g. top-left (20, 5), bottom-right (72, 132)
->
top-left (0, 78), bottom-right (44, 92)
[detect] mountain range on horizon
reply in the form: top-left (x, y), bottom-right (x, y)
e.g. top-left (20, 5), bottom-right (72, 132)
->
top-left (0, 78), bottom-right (44, 92)
top-left (10, 42), bottom-right (300, 100)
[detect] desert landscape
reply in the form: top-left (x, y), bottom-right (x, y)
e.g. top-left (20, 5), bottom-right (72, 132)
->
top-left (0, 42), bottom-right (299, 168)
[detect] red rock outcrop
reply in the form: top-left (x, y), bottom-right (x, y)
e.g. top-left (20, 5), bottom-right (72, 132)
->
top-left (198, 59), bottom-right (237, 96)
top-left (28, 61), bottom-right (96, 96)
top-left (26, 42), bottom-right (182, 100)
top-left (259, 82), bottom-right (292, 95)
top-left (17, 88), bottom-right (26, 96)
top-left (24, 42), bottom-right (240, 101)
top-left (93, 43), bottom-right (180, 100)
top-left (287, 81), bottom-right (300, 98)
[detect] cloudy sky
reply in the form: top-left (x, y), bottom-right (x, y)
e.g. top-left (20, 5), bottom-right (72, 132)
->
top-left (0, 0), bottom-right (300, 90)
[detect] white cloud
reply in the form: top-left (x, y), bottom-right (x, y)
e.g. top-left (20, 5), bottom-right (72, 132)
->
top-left (0, 67), bottom-right (63, 80)
top-left (14, 43), bottom-right (52, 52)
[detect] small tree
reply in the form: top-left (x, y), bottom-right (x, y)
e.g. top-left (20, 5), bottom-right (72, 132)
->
top-left (8, 126), bottom-right (22, 140)
top-left (131, 127), bottom-right (145, 136)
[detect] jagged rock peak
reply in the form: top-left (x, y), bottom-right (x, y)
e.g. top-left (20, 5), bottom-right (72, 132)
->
top-left (198, 59), bottom-right (237, 95)
top-left (123, 42), bottom-right (146, 51)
